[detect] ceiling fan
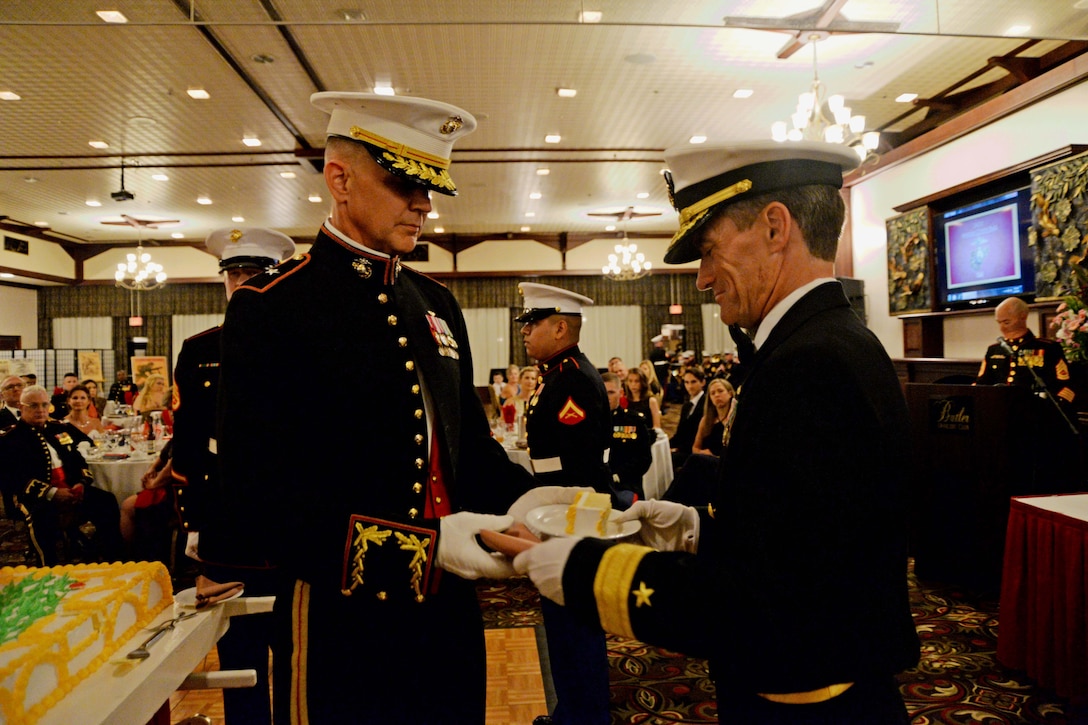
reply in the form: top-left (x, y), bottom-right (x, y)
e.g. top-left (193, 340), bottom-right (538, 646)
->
top-left (99, 214), bottom-right (180, 230)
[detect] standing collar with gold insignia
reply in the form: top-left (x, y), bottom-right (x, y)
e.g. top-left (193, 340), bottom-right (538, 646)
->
top-left (320, 221), bottom-right (403, 285)
top-left (537, 345), bottom-right (582, 377)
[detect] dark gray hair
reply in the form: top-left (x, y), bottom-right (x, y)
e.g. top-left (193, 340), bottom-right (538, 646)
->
top-left (709, 185), bottom-right (846, 262)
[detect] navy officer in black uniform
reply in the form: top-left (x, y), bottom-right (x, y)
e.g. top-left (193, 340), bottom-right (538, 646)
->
top-left (517, 281), bottom-right (612, 725)
top-left (211, 92), bottom-right (537, 724)
top-left (511, 141), bottom-right (920, 724)
top-left (169, 225), bottom-right (294, 725)
top-left (0, 385), bottom-right (122, 565)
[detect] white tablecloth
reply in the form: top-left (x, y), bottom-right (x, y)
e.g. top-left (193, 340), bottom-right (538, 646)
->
top-left (90, 457), bottom-right (154, 505)
top-left (504, 430), bottom-right (674, 499)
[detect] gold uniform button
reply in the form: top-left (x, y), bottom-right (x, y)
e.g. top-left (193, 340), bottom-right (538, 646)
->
top-left (413, 483), bottom-right (422, 493)
top-left (415, 594), bottom-right (425, 603)
top-left (414, 409), bottom-right (423, 419)
top-left (388, 315), bottom-right (398, 326)
top-left (378, 293), bottom-right (389, 303)
top-left (435, 496), bottom-right (442, 504)
top-left (203, 380), bottom-right (211, 388)
top-left (405, 360), bottom-right (415, 371)
top-left (398, 337), bottom-right (408, 347)
top-left (415, 458), bottom-right (424, 469)
top-left (411, 384), bottom-right (420, 394)
top-left (408, 507), bottom-right (419, 518)
top-left (377, 591), bottom-right (387, 601)
top-left (415, 434), bottom-right (424, 444)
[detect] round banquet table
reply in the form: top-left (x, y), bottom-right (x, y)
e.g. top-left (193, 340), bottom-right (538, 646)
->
top-left (89, 455), bottom-right (155, 505)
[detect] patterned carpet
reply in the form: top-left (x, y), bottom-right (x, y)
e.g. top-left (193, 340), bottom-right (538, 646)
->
top-left (3, 517), bottom-right (1081, 724)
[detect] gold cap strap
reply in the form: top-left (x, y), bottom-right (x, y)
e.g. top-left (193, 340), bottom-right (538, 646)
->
top-left (349, 126), bottom-right (451, 169)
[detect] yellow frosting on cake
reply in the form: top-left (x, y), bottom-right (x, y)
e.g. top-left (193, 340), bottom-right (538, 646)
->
top-left (565, 491), bottom-right (612, 536)
top-left (0, 561), bottom-right (173, 724)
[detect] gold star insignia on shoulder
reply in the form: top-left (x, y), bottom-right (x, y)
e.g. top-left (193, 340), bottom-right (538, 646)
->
top-left (266, 267), bottom-right (280, 275)
top-left (632, 581), bottom-right (654, 608)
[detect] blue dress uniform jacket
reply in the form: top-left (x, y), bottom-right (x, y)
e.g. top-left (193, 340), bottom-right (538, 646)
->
top-left (0, 420), bottom-right (121, 565)
top-left (525, 345), bottom-right (612, 492)
top-left (977, 330), bottom-right (1076, 405)
top-left (608, 406), bottom-right (653, 498)
top-left (213, 225), bottom-right (535, 723)
top-left (561, 282), bottom-right (920, 700)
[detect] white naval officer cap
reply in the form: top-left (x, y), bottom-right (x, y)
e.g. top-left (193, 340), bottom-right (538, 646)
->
top-left (515, 282), bottom-right (594, 324)
top-left (311, 92), bottom-right (477, 196)
top-left (662, 140), bottom-right (859, 265)
top-left (205, 227), bottom-right (296, 271)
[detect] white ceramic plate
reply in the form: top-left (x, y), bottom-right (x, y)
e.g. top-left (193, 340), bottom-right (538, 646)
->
top-left (174, 585), bottom-right (244, 609)
top-left (524, 504), bottom-right (641, 540)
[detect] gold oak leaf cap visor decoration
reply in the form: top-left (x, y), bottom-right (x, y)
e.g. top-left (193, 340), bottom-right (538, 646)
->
top-left (312, 92), bottom-right (478, 196)
top-left (662, 140), bottom-right (859, 265)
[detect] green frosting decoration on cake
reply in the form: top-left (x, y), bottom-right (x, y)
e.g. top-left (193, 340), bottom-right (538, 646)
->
top-left (0, 573), bottom-right (73, 644)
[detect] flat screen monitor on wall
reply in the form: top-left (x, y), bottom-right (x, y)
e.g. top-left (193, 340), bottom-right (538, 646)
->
top-left (933, 186), bottom-right (1035, 312)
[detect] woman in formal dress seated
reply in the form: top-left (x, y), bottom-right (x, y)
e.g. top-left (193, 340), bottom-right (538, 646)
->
top-left (132, 374), bottom-right (168, 415)
top-left (81, 379), bottom-right (107, 419)
top-left (625, 367), bottom-right (662, 431)
top-left (503, 366), bottom-right (538, 418)
top-left (639, 359), bottom-right (665, 409)
top-left (63, 384), bottom-right (105, 436)
top-left (692, 377), bottom-right (736, 457)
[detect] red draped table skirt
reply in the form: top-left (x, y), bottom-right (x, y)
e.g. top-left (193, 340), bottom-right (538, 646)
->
top-left (998, 494), bottom-right (1088, 698)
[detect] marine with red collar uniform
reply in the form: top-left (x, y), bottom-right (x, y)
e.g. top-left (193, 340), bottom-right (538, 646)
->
top-left (977, 329), bottom-right (1076, 405)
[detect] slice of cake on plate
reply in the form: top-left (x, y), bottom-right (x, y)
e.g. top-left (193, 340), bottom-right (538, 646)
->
top-left (565, 491), bottom-right (612, 536)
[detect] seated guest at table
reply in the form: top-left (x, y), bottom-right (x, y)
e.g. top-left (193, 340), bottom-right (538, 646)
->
top-left (81, 379), bottom-right (107, 419)
top-left (639, 359), bottom-right (665, 409)
top-left (0, 385), bottom-right (122, 565)
top-left (50, 372), bottom-right (80, 421)
top-left (133, 373), bottom-right (168, 415)
top-left (1, 375), bottom-right (25, 427)
top-left (63, 385), bottom-right (105, 437)
top-left (108, 369), bottom-right (136, 405)
top-left (670, 366), bottom-right (706, 468)
top-left (119, 445), bottom-right (174, 558)
top-left (502, 365), bottom-right (539, 420)
top-left (692, 377), bottom-right (736, 458)
top-left (625, 366), bottom-right (662, 431)
top-left (603, 372), bottom-right (652, 500)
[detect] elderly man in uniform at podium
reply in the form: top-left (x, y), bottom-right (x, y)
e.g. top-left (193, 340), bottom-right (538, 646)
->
top-left (509, 140), bottom-right (921, 724)
top-left (166, 225), bottom-right (295, 725)
top-left (211, 91), bottom-right (538, 724)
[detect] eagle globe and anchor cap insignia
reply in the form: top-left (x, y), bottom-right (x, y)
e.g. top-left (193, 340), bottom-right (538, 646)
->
top-left (352, 258), bottom-right (373, 279)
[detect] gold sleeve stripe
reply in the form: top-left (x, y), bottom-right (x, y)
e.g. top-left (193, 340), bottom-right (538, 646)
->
top-left (593, 543), bottom-right (653, 639)
top-left (348, 126), bottom-right (451, 169)
top-left (290, 580), bottom-right (311, 725)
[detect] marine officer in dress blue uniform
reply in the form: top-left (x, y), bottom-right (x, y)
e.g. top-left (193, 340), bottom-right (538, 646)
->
top-left (170, 226), bottom-right (295, 725)
top-left (211, 92), bottom-right (537, 724)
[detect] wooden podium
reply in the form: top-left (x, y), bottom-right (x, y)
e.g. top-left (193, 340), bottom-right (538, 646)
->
top-left (905, 383), bottom-right (1080, 590)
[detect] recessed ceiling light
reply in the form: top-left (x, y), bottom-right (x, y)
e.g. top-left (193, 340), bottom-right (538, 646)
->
top-left (86, 200), bottom-right (102, 207)
top-left (579, 10), bottom-right (602, 22)
top-left (0, 91), bottom-right (20, 101)
top-left (427, 211), bottom-right (440, 219)
top-left (338, 8), bottom-right (366, 21)
top-left (0, 273), bottom-right (14, 278)
top-left (23, 177), bottom-right (38, 183)
top-left (279, 171), bottom-right (297, 179)
top-left (232, 216), bottom-right (245, 222)
top-left (186, 88), bottom-right (210, 100)
top-left (251, 54), bottom-right (276, 64)
top-left (96, 10), bottom-right (128, 23)
top-left (33, 221), bottom-right (49, 227)
top-left (536, 168), bottom-right (550, 176)
top-left (525, 212), bottom-right (536, 218)
top-left (374, 84), bottom-right (395, 96)
top-left (557, 88), bottom-right (577, 98)
top-left (242, 137), bottom-right (262, 147)
top-left (308, 194), bottom-right (323, 203)
top-left (197, 196), bottom-right (213, 205)
top-left (895, 93), bottom-right (918, 103)
top-left (605, 225), bottom-right (616, 232)
top-left (521, 226), bottom-right (531, 232)
top-left (1004, 24), bottom-right (1031, 35)
top-left (171, 232), bottom-right (185, 239)
top-left (544, 134), bottom-right (561, 144)
top-left (433, 226), bottom-right (445, 233)
top-left (689, 135), bottom-right (707, 144)
top-left (732, 89), bottom-right (754, 99)
top-left (529, 192), bottom-right (542, 200)
top-left (88, 140), bottom-right (109, 149)
top-left (151, 173), bottom-right (169, 181)
top-left (636, 192), bottom-right (649, 199)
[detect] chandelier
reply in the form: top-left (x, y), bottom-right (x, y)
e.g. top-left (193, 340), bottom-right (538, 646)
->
top-left (771, 32), bottom-right (880, 163)
top-left (114, 244), bottom-right (167, 290)
top-left (603, 233), bottom-right (652, 281)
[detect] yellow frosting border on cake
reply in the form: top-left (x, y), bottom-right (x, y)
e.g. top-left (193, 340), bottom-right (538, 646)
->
top-left (0, 561), bottom-right (174, 724)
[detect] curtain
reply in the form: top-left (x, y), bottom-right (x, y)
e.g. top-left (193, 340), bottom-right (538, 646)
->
top-left (579, 306), bottom-right (641, 371)
top-left (462, 308), bottom-right (511, 387)
top-left (701, 303), bottom-right (735, 355)
top-left (52, 317), bottom-right (112, 349)
top-left (171, 314), bottom-right (224, 370)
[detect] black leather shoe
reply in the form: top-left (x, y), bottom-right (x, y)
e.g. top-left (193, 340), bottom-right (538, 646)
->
top-left (532, 717), bottom-right (553, 725)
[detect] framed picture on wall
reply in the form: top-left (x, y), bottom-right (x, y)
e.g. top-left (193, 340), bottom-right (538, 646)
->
top-left (130, 356), bottom-right (169, 387)
top-left (78, 351), bottom-right (103, 383)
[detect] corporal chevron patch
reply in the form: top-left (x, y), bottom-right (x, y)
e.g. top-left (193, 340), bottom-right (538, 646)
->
top-left (558, 397), bottom-right (586, 425)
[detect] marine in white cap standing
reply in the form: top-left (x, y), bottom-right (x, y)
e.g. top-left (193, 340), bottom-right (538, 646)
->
top-left (211, 94), bottom-right (537, 723)
top-left (512, 140), bottom-right (920, 724)
top-left (163, 226), bottom-right (295, 724)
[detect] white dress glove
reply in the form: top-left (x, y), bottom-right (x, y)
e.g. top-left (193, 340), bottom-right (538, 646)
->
top-left (436, 512), bottom-right (516, 580)
top-left (507, 485), bottom-right (595, 523)
top-left (513, 536), bottom-right (579, 606)
top-left (612, 500), bottom-right (700, 553)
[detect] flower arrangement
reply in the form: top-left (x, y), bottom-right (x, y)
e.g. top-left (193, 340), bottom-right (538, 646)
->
top-left (1052, 265), bottom-right (1088, 363)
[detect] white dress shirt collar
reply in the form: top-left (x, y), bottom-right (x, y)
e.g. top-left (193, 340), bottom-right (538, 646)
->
top-left (323, 219), bottom-right (392, 258)
top-left (752, 278), bottom-right (837, 351)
